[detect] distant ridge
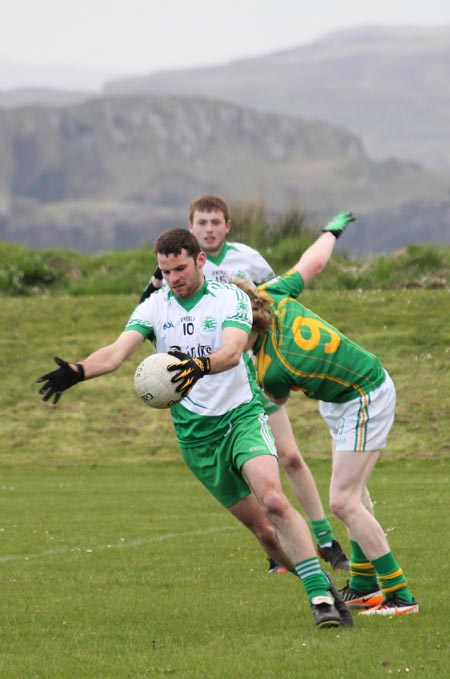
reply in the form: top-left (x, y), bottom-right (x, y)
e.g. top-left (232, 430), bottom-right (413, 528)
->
top-left (0, 93), bottom-right (449, 255)
top-left (104, 25), bottom-right (450, 173)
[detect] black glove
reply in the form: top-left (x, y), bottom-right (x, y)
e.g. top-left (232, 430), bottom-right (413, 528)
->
top-left (167, 349), bottom-right (211, 398)
top-left (153, 266), bottom-right (163, 281)
top-left (139, 266), bottom-right (163, 303)
top-left (321, 212), bottom-right (355, 239)
top-left (37, 356), bottom-right (85, 404)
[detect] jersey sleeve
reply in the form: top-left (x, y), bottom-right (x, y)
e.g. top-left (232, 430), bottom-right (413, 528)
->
top-left (223, 285), bottom-right (253, 334)
top-left (259, 268), bottom-right (305, 299)
top-left (249, 249), bottom-right (276, 284)
top-left (124, 299), bottom-right (157, 341)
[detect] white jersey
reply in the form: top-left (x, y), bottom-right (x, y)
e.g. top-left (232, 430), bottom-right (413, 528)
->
top-left (202, 242), bottom-right (275, 285)
top-left (126, 280), bottom-right (262, 444)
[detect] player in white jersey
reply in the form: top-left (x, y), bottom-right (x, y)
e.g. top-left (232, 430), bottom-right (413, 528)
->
top-left (140, 195), bottom-right (349, 574)
top-left (37, 227), bottom-right (351, 629)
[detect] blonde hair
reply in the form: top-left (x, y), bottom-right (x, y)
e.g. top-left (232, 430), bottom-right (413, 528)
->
top-left (231, 279), bottom-right (273, 335)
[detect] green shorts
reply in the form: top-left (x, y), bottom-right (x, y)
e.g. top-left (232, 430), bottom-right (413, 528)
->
top-left (179, 412), bottom-right (277, 508)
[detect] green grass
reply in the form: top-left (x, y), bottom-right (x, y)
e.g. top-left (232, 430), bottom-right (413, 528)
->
top-left (0, 290), bottom-right (449, 678)
top-left (0, 461), bottom-right (448, 679)
top-left (2, 290), bottom-right (449, 465)
top-left (1, 228), bottom-right (449, 296)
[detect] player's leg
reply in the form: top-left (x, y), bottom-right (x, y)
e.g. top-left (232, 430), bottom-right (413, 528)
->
top-left (181, 414), bottom-right (350, 627)
top-left (227, 491), bottom-right (291, 567)
top-left (327, 441), bottom-right (381, 608)
top-left (330, 374), bottom-right (419, 615)
top-left (179, 433), bottom-right (291, 567)
top-left (234, 414), bottom-right (349, 626)
top-left (241, 454), bottom-right (316, 565)
top-left (268, 405), bottom-right (349, 571)
top-left (329, 448), bottom-right (387, 558)
top-left (325, 375), bottom-right (418, 615)
top-left (268, 406), bottom-right (325, 520)
top-left (330, 449), bottom-right (418, 615)
top-left (237, 454), bottom-right (346, 627)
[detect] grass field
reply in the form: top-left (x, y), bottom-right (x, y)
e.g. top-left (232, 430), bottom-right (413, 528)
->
top-left (0, 461), bottom-right (448, 679)
top-left (0, 290), bottom-right (449, 678)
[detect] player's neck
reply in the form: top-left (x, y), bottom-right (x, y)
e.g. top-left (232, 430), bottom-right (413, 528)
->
top-left (205, 241), bottom-right (228, 262)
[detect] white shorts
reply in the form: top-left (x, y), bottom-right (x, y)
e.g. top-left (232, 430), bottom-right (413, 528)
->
top-left (318, 371), bottom-right (396, 452)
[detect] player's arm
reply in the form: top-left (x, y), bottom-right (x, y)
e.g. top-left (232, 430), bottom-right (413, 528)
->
top-left (76, 330), bottom-right (145, 378)
top-left (206, 326), bottom-right (249, 373)
top-left (294, 212), bottom-right (355, 284)
top-left (166, 326), bottom-right (249, 398)
top-left (37, 330), bottom-right (145, 403)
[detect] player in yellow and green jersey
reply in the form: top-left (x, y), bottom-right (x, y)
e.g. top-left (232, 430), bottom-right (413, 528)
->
top-left (237, 212), bottom-right (419, 618)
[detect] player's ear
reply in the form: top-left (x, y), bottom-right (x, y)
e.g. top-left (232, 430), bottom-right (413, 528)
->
top-left (225, 220), bottom-right (232, 235)
top-left (197, 251), bottom-right (207, 268)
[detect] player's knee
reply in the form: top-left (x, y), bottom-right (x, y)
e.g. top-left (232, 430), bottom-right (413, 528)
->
top-left (278, 447), bottom-right (305, 473)
top-left (329, 488), bottom-right (356, 521)
top-left (260, 488), bottom-right (290, 520)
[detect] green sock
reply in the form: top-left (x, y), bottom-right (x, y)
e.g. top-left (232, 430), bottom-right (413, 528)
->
top-left (294, 557), bottom-right (330, 603)
top-left (372, 552), bottom-right (414, 603)
top-left (311, 518), bottom-right (334, 546)
top-left (349, 540), bottom-right (378, 593)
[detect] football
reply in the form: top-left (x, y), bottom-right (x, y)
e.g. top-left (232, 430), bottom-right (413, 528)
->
top-left (134, 353), bottom-right (183, 409)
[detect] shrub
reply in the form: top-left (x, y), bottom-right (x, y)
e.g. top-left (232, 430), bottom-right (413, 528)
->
top-left (0, 205), bottom-right (448, 295)
top-left (0, 243), bottom-right (60, 295)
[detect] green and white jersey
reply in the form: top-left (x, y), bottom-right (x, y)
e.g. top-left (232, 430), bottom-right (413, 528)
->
top-left (126, 279), bottom-right (263, 444)
top-left (254, 270), bottom-right (386, 403)
top-left (203, 241), bottom-right (275, 285)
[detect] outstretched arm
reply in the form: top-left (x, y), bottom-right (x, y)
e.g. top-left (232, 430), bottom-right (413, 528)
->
top-left (37, 330), bottom-right (145, 403)
top-left (76, 330), bottom-right (145, 378)
top-left (294, 212), bottom-right (355, 283)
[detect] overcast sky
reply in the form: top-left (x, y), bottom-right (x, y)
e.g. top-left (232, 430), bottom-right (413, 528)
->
top-left (2, 0), bottom-right (450, 90)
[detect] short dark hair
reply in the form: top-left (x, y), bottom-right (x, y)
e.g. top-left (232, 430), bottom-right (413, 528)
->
top-left (189, 195), bottom-right (230, 223)
top-left (154, 227), bottom-right (201, 259)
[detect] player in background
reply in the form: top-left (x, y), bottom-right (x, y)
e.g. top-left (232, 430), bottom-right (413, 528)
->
top-left (235, 214), bottom-right (419, 617)
top-left (140, 195), bottom-right (349, 574)
top-left (37, 227), bottom-right (352, 630)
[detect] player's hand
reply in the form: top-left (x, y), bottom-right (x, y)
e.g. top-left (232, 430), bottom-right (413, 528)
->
top-left (321, 212), bottom-right (355, 239)
top-left (37, 356), bottom-right (84, 404)
top-left (139, 266), bottom-right (164, 302)
top-left (167, 349), bottom-right (211, 398)
top-left (153, 266), bottom-right (163, 281)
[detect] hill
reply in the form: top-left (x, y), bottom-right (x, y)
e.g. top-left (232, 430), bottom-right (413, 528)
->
top-left (104, 25), bottom-right (450, 174)
top-left (1, 93), bottom-right (449, 255)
